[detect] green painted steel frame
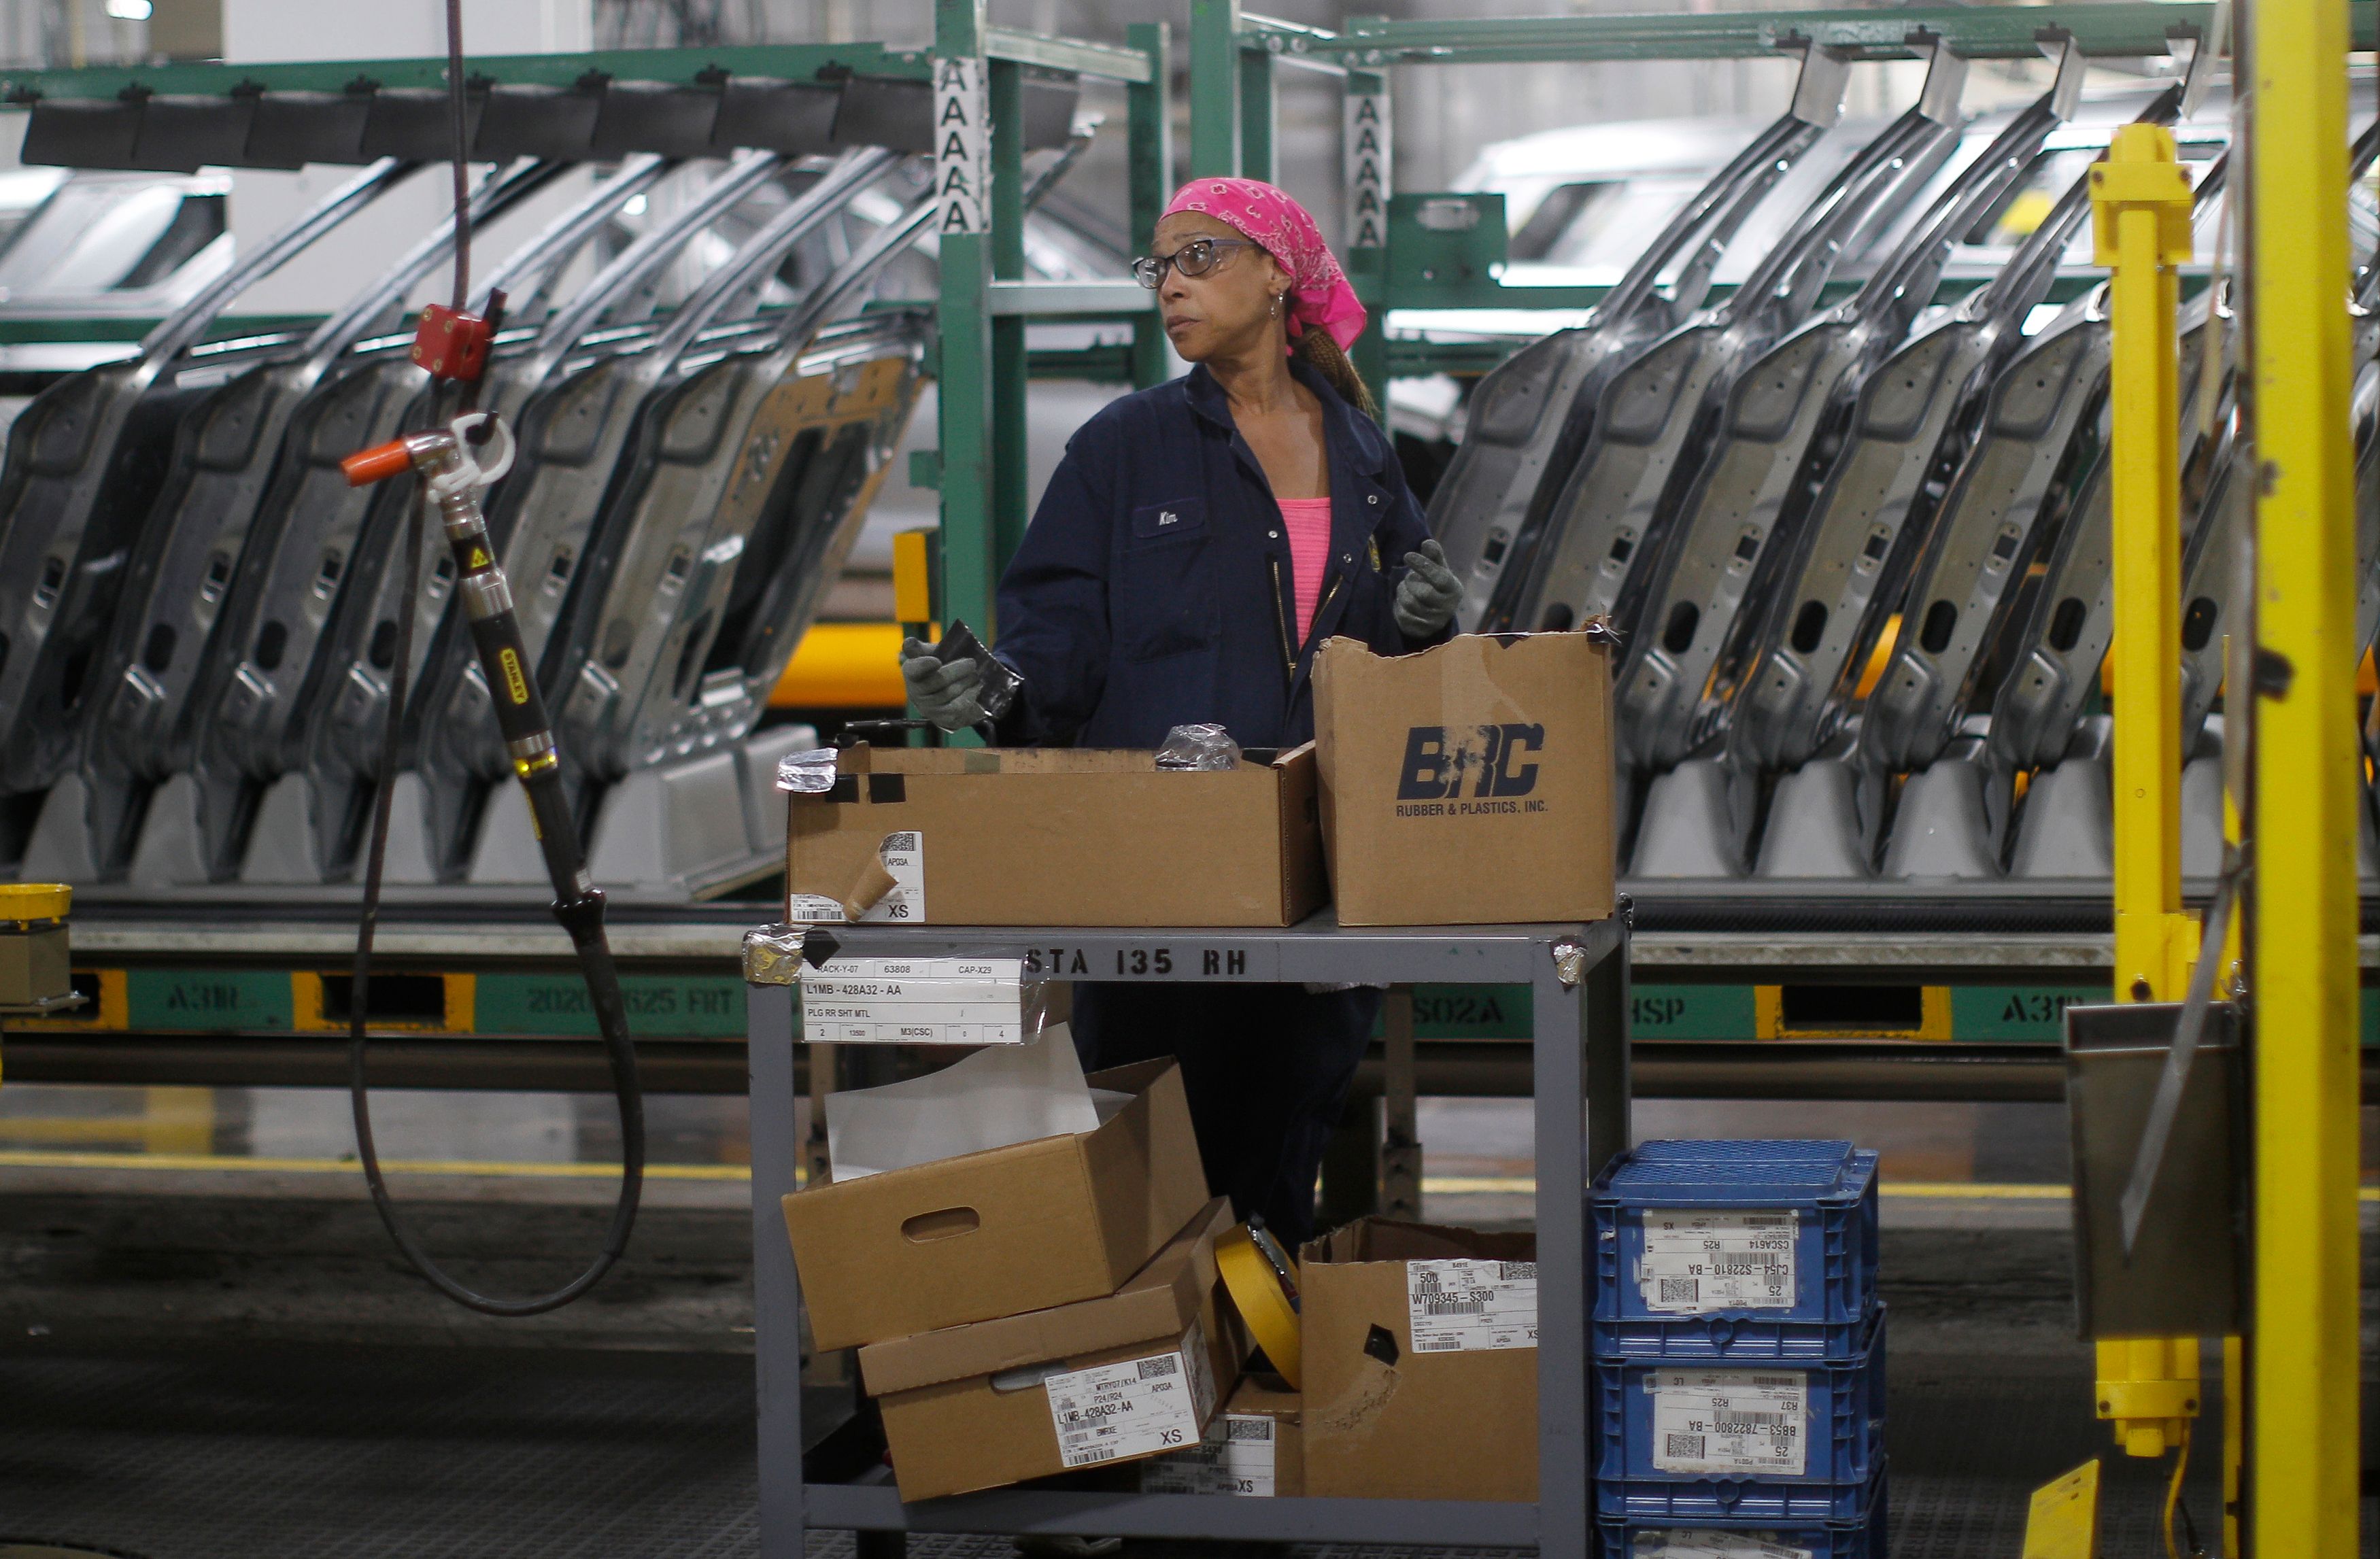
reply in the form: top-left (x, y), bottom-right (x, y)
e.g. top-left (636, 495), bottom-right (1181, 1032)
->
top-left (1193, 3), bottom-right (2334, 389)
top-left (928, 1), bottom-right (1174, 653)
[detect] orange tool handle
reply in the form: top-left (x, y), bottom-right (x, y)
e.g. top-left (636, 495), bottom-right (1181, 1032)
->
top-left (341, 438), bottom-right (414, 487)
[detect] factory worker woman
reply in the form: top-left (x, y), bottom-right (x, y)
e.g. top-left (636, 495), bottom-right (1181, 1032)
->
top-left (899, 178), bottom-right (1463, 1250)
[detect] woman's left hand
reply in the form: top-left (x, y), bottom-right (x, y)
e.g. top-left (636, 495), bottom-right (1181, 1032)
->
top-left (1394, 539), bottom-right (1462, 638)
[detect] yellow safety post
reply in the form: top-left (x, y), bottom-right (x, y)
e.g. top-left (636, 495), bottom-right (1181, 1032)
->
top-left (2088, 122), bottom-right (2201, 1461)
top-left (2249, 0), bottom-right (2362, 1541)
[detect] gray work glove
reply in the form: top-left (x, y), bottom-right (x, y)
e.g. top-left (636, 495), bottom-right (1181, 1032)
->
top-left (1395, 538), bottom-right (1463, 639)
top-left (900, 636), bottom-right (990, 732)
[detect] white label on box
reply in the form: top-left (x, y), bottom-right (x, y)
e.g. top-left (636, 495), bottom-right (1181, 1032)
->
top-left (1046, 1325), bottom-right (1214, 1469)
top-left (1638, 1210), bottom-right (1798, 1312)
top-left (1629, 1531), bottom-right (1813, 1559)
top-left (1646, 1369), bottom-right (1807, 1477)
top-left (798, 947), bottom-right (1026, 1045)
top-left (1140, 1413), bottom-right (1277, 1496)
top-left (785, 834), bottom-right (925, 924)
top-left (1407, 1259), bottom-right (1538, 1353)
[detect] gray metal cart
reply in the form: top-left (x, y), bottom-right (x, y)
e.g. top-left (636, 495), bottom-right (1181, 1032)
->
top-left (747, 911), bottom-right (1631, 1556)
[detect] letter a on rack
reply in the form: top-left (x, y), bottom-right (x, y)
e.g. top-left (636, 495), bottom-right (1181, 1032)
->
top-left (934, 56), bottom-right (987, 235)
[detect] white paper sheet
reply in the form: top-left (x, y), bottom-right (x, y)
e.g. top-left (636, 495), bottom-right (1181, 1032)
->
top-left (825, 1021), bottom-right (1102, 1180)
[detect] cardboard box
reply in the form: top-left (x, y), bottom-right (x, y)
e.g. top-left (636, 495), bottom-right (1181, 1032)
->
top-left (1313, 632), bottom-right (1615, 925)
top-left (783, 743), bottom-right (1327, 927)
top-left (1140, 1373), bottom-right (1304, 1497)
top-left (860, 1199), bottom-right (1246, 1501)
top-left (1299, 1218), bottom-right (1539, 1501)
top-left (783, 1058), bottom-right (1209, 1351)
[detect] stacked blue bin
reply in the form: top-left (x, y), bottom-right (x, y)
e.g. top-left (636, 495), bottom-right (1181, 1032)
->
top-left (1590, 1140), bottom-right (1885, 1559)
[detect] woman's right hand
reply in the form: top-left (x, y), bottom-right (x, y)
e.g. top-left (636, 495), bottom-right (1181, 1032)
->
top-left (900, 637), bottom-right (991, 732)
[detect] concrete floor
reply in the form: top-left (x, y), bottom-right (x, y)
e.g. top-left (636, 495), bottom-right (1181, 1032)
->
top-left (0, 1083), bottom-right (2365, 1556)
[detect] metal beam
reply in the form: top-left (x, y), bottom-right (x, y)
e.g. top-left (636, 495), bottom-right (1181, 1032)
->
top-left (2248, 0), bottom-right (2364, 1539)
top-left (1238, 3), bottom-right (2380, 65)
top-left (1127, 21), bottom-right (1174, 391)
top-left (2092, 120), bottom-right (2200, 1464)
top-left (934, 0), bottom-right (998, 670)
top-left (0, 43), bottom-right (919, 99)
top-left (981, 26), bottom-right (1153, 82)
top-left (1190, 0), bottom-right (1241, 177)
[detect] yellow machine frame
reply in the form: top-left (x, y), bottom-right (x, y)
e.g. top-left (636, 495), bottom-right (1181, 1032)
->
top-left (2089, 3), bottom-right (2363, 1545)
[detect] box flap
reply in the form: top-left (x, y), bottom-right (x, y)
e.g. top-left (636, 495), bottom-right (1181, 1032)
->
top-left (860, 1199), bottom-right (1234, 1397)
top-left (1304, 1215), bottom-right (1537, 1266)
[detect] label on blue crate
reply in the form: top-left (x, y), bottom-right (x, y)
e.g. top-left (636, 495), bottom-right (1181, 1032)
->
top-left (1637, 1210), bottom-right (1798, 1312)
top-left (1629, 1531), bottom-right (1814, 1559)
top-left (1406, 1259), bottom-right (1538, 1352)
top-left (1140, 1412), bottom-right (1278, 1496)
top-left (1646, 1369), bottom-right (1807, 1477)
top-left (1045, 1324), bottom-right (1217, 1469)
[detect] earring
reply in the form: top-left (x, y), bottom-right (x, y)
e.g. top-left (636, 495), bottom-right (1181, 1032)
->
top-left (1270, 294), bottom-right (1283, 318)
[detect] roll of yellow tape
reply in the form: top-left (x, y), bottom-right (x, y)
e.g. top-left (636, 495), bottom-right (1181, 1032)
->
top-left (0, 883), bottom-right (69, 923)
top-left (1215, 1222), bottom-right (1302, 1390)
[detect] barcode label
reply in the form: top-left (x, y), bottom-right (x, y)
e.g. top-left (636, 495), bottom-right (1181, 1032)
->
top-left (1631, 1529), bottom-right (1815, 1559)
top-left (1142, 1411), bottom-right (1278, 1496)
top-left (1639, 1210), bottom-right (1797, 1313)
top-left (1647, 1369), bottom-right (1807, 1476)
top-left (1044, 1325), bottom-right (1214, 1469)
top-left (786, 834), bottom-right (925, 924)
top-left (1407, 1258), bottom-right (1537, 1353)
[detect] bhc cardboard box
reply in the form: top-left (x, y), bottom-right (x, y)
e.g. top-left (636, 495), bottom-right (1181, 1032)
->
top-left (1140, 1373), bottom-right (1303, 1496)
top-left (783, 743), bottom-right (1327, 927)
top-left (1314, 632), bottom-right (1614, 925)
top-left (1299, 1218), bottom-right (1539, 1501)
top-left (782, 1058), bottom-right (1209, 1352)
top-left (860, 1199), bottom-right (1246, 1501)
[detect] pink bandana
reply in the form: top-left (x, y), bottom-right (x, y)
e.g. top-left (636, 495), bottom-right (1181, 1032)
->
top-left (1159, 177), bottom-right (1367, 353)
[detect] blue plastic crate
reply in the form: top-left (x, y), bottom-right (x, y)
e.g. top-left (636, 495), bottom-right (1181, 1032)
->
top-left (1596, 1468), bottom-right (1888, 1559)
top-left (1594, 1315), bottom-right (1884, 1524)
top-left (1628, 1140), bottom-right (1860, 1167)
top-left (1594, 1144), bottom-right (1880, 1331)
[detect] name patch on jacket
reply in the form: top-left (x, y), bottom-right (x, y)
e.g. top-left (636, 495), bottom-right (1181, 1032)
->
top-left (1132, 498), bottom-right (1206, 541)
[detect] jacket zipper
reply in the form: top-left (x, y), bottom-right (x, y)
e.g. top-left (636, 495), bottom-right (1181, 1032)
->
top-left (1309, 572), bottom-right (1345, 649)
top-left (1268, 556), bottom-right (1297, 681)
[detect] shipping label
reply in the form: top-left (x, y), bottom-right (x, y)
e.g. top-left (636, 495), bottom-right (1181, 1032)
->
top-left (786, 833), bottom-right (924, 924)
top-left (799, 952), bottom-right (1025, 1045)
top-left (1407, 1258), bottom-right (1538, 1352)
top-left (1628, 1531), bottom-right (1813, 1559)
top-left (1046, 1326), bottom-right (1215, 1469)
top-left (1646, 1369), bottom-right (1807, 1477)
top-left (1638, 1210), bottom-right (1797, 1312)
top-left (1140, 1412), bottom-right (1277, 1496)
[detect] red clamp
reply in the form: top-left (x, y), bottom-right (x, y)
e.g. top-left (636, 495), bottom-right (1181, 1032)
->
top-left (412, 303), bottom-right (495, 382)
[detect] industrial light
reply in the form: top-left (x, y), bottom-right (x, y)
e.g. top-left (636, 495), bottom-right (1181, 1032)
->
top-left (104, 0), bottom-right (152, 18)
top-left (622, 194), bottom-right (647, 216)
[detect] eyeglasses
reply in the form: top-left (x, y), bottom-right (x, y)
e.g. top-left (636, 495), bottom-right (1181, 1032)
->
top-left (1131, 237), bottom-right (1259, 289)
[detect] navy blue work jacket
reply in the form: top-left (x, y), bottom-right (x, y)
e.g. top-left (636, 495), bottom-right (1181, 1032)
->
top-left (993, 359), bottom-right (1444, 750)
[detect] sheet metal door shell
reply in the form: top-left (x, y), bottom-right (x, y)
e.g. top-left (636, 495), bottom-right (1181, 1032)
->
top-left (411, 148), bottom-right (900, 876)
top-left (79, 158), bottom-right (571, 877)
top-left (1431, 86), bottom-right (1841, 633)
top-left (1854, 294), bottom-right (2114, 774)
top-left (1504, 97), bottom-right (1966, 642)
top-left (0, 157), bottom-right (413, 804)
top-left (1610, 67), bottom-right (2084, 777)
top-left (184, 157), bottom-right (681, 878)
top-left (1717, 156), bottom-right (2128, 778)
top-left (556, 324), bottom-right (926, 790)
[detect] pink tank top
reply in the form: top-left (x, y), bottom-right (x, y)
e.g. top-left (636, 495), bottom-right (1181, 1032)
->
top-left (1278, 496), bottom-right (1333, 645)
